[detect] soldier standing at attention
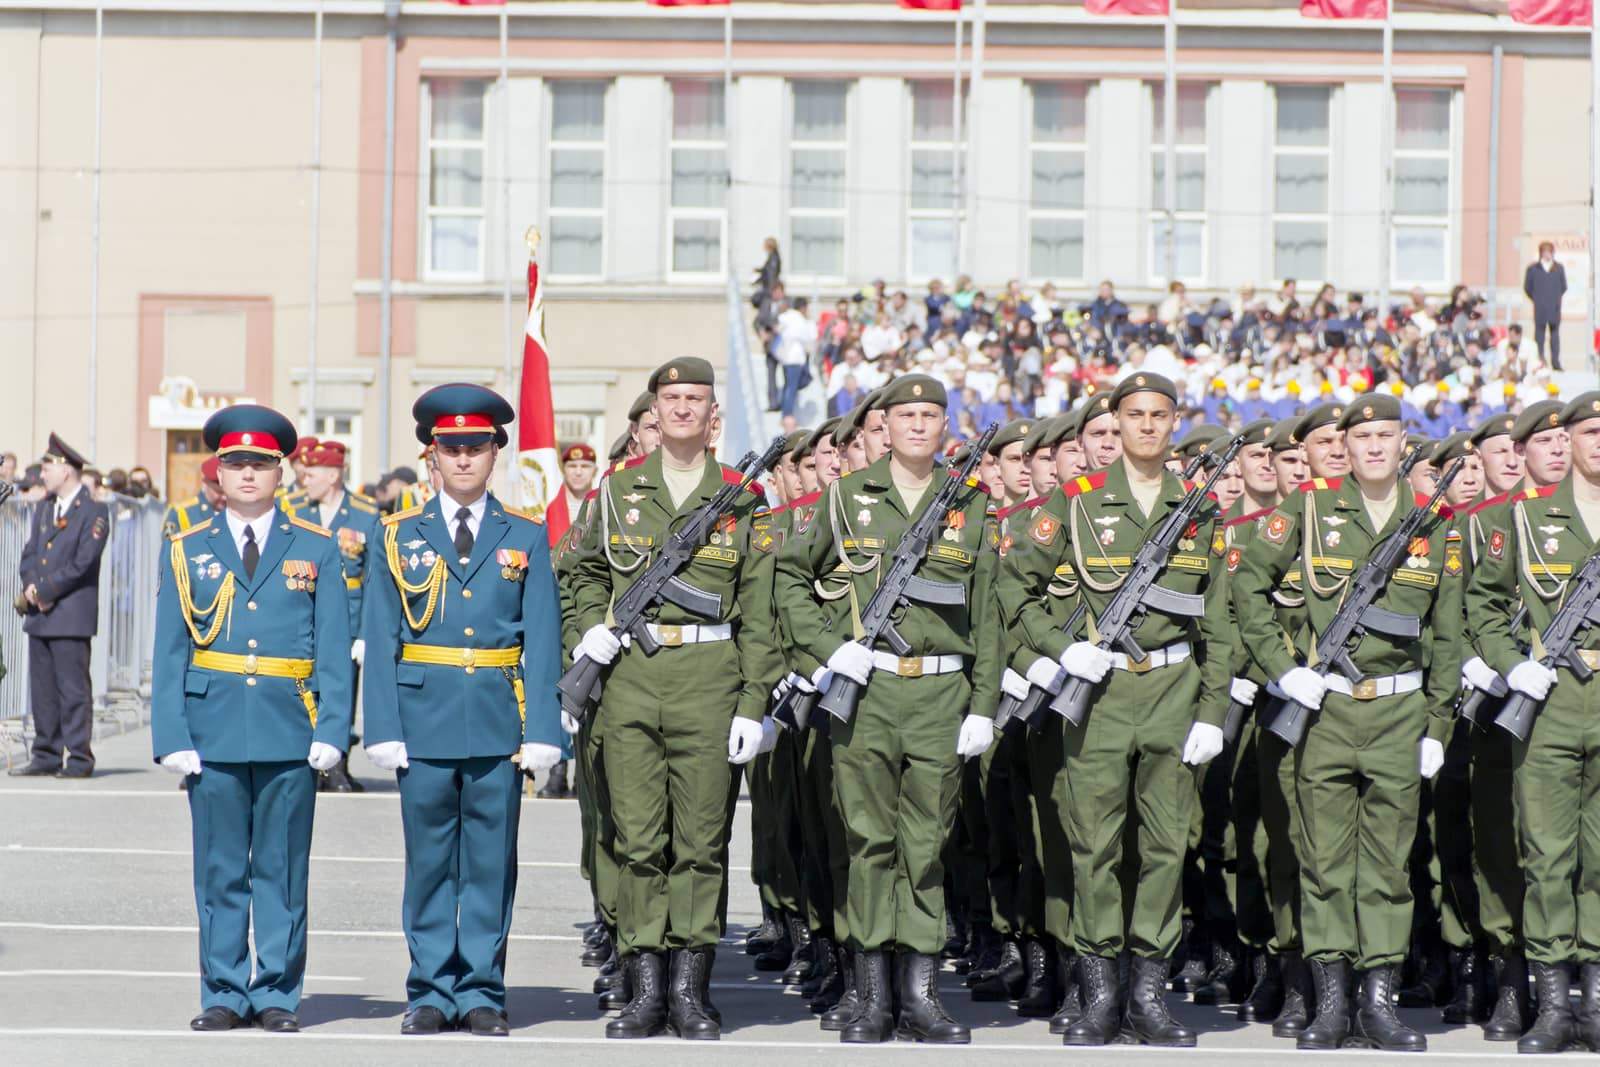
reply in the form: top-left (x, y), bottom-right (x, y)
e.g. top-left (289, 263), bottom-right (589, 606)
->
top-left (539, 442), bottom-right (600, 801)
top-left (150, 406), bottom-right (353, 1031)
top-left (12, 433), bottom-right (110, 778)
top-left (362, 384), bottom-right (566, 1037)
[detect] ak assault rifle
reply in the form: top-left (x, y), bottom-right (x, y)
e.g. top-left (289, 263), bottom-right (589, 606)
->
top-left (1493, 549), bottom-right (1600, 741)
top-left (1047, 434), bottom-right (1248, 727)
top-left (772, 673), bottom-right (820, 731)
top-left (556, 434), bottom-right (789, 723)
top-left (1263, 456), bottom-right (1468, 747)
top-left (816, 422), bottom-right (999, 725)
top-left (994, 450), bottom-right (1216, 733)
top-left (1399, 441), bottom-right (1433, 481)
top-left (1458, 605), bottom-right (1522, 725)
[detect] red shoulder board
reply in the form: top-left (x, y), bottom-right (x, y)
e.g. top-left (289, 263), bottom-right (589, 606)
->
top-left (585, 488), bottom-right (599, 502)
top-left (1060, 471), bottom-right (1108, 498)
top-left (997, 495), bottom-right (1045, 521)
top-left (1226, 504), bottom-right (1276, 528)
top-left (1299, 477), bottom-right (1342, 493)
top-left (789, 489), bottom-right (822, 509)
top-left (1183, 480), bottom-right (1203, 493)
top-left (605, 455), bottom-right (647, 479)
top-left (721, 467), bottom-right (764, 494)
top-left (1519, 484), bottom-right (1560, 501)
top-left (1414, 492), bottom-right (1455, 520)
top-left (1463, 491), bottom-right (1508, 517)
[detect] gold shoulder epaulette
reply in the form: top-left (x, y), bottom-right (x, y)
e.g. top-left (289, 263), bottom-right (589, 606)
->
top-left (177, 495), bottom-right (199, 510)
top-left (172, 518), bottom-right (213, 540)
top-left (503, 505), bottom-right (546, 525)
top-left (383, 504), bottom-right (424, 526)
top-left (289, 515), bottom-right (331, 537)
top-left (348, 494), bottom-right (379, 514)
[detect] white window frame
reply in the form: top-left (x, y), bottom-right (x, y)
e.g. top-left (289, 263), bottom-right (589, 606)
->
top-left (546, 79), bottom-right (609, 283)
top-left (1270, 84), bottom-right (1333, 287)
top-left (906, 81), bottom-right (965, 283)
top-left (667, 79), bottom-right (729, 283)
top-left (1390, 86), bottom-right (1457, 290)
top-left (421, 79), bottom-right (489, 282)
top-left (1025, 81), bottom-right (1089, 288)
top-left (787, 80), bottom-right (850, 285)
top-left (1147, 82), bottom-right (1209, 287)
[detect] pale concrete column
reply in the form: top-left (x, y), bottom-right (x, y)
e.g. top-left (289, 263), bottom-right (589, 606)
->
top-left (850, 77), bottom-right (906, 283)
top-left (1336, 81), bottom-right (1384, 293)
top-left (970, 77), bottom-right (1025, 285)
top-left (611, 76), bottom-right (668, 283)
top-left (734, 76), bottom-right (786, 281)
top-left (1213, 79), bottom-right (1270, 291)
top-left (1089, 79), bottom-right (1144, 286)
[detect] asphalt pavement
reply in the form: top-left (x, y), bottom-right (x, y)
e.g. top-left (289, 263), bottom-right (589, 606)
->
top-left (0, 727), bottom-right (1536, 1064)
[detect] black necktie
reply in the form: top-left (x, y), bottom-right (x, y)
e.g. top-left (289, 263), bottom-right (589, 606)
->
top-left (454, 507), bottom-right (474, 562)
top-left (242, 525), bottom-right (259, 581)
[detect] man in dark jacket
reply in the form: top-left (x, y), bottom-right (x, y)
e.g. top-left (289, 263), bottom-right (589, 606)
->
top-left (1523, 240), bottom-right (1568, 370)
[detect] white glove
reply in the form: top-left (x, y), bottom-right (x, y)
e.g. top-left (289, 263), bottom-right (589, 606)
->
top-left (1419, 737), bottom-right (1445, 780)
top-left (793, 671), bottom-right (818, 694)
top-left (560, 709), bottom-right (582, 735)
top-left (956, 714), bottom-right (995, 760)
top-left (826, 641), bottom-right (874, 685)
top-left (1025, 656), bottom-right (1061, 693)
top-left (351, 639), bottom-right (366, 667)
top-left (1182, 723), bottom-right (1226, 766)
top-left (1277, 666), bottom-right (1328, 710)
top-left (1001, 668), bottom-right (1031, 702)
top-left (1230, 677), bottom-right (1259, 706)
top-left (576, 625), bottom-right (622, 666)
top-left (728, 717), bottom-right (765, 764)
top-left (520, 742), bottom-right (563, 772)
top-left (1060, 641), bottom-right (1115, 684)
top-left (758, 716), bottom-right (779, 753)
top-left (307, 741), bottom-right (343, 772)
top-left (366, 740), bottom-right (409, 771)
top-left (809, 665), bottom-right (832, 691)
top-left (1461, 656), bottom-right (1501, 693)
top-left (160, 750), bottom-right (202, 777)
top-left (1507, 659), bottom-right (1558, 701)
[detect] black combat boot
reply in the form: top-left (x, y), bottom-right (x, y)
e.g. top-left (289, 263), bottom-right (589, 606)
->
top-left (593, 946), bottom-right (623, 994)
top-left (583, 910), bottom-right (606, 947)
top-left (582, 926), bottom-right (614, 967)
top-left (1348, 964), bottom-right (1426, 1051)
top-left (893, 952), bottom-right (970, 1043)
top-left (1398, 935), bottom-right (1452, 1008)
top-left (781, 914), bottom-right (813, 985)
top-left (943, 908), bottom-right (969, 960)
top-left (1170, 918), bottom-right (1211, 994)
top-left (1238, 950), bottom-right (1284, 1022)
top-left (1518, 961), bottom-right (1577, 1054)
top-left (1296, 957), bottom-right (1352, 1050)
top-left (959, 923), bottom-right (1000, 979)
top-left (319, 757), bottom-right (357, 793)
top-left (536, 760), bottom-right (569, 798)
top-left (1483, 950), bottom-right (1531, 1041)
top-left (1049, 950), bottom-right (1081, 1034)
top-left (666, 948), bottom-right (719, 1040)
top-left (1578, 962), bottom-right (1600, 1051)
top-left (754, 911), bottom-right (795, 972)
top-left (840, 950), bottom-right (893, 1043)
top-left (809, 938), bottom-right (846, 1013)
top-left (1273, 951), bottom-right (1313, 1037)
top-left (1123, 956), bottom-right (1197, 1046)
top-left (1191, 928), bottom-right (1243, 1005)
top-left (969, 937), bottom-right (1025, 1001)
top-left (606, 951), bottom-right (667, 1039)
top-left (820, 948), bottom-right (859, 1031)
top-left (1441, 945), bottom-right (1483, 1025)
top-left (1016, 938), bottom-right (1059, 1018)
top-left (597, 951), bottom-right (631, 1012)
top-left (1063, 954), bottom-right (1122, 1046)
top-left (802, 933), bottom-right (836, 1000)
top-left (746, 904), bottom-right (782, 956)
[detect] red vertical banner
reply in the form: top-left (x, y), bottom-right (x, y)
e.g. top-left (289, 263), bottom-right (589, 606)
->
top-left (1083, 0), bottom-right (1170, 15)
top-left (517, 234), bottom-right (565, 545)
top-left (1299, 0), bottom-right (1387, 17)
top-left (1508, 0), bottom-right (1592, 24)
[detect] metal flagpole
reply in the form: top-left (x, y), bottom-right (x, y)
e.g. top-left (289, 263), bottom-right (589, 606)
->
top-left (1377, 6), bottom-right (1393, 328)
top-left (950, 8), bottom-right (963, 280)
top-left (500, 6), bottom-right (512, 418)
top-left (379, 0), bottom-right (399, 471)
top-left (1487, 43), bottom-right (1502, 330)
top-left (88, 3), bottom-right (103, 458)
top-left (724, 3), bottom-right (736, 282)
top-left (1590, 14), bottom-right (1598, 368)
top-left (964, 0), bottom-right (984, 275)
top-left (307, 0), bottom-right (323, 432)
top-left (1163, 1), bottom-right (1176, 284)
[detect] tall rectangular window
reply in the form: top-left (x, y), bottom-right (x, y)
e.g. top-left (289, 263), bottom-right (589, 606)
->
top-left (1393, 88), bottom-right (1452, 287)
top-left (1272, 85), bottom-right (1331, 282)
top-left (424, 80), bottom-right (489, 279)
top-left (1028, 82), bottom-right (1088, 283)
top-left (669, 79), bottom-right (728, 277)
top-left (548, 80), bottom-right (607, 279)
top-left (789, 81), bottom-right (848, 279)
top-left (1149, 83), bottom-right (1207, 283)
top-left (908, 82), bottom-right (964, 281)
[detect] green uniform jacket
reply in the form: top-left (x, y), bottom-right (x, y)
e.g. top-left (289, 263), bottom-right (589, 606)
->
top-left (996, 461), bottom-right (1233, 728)
top-left (995, 494), bottom-right (1065, 677)
top-left (567, 449), bottom-right (783, 723)
top-left (1232, 477), bottom-right (1464, 741)
top-left (1223, 499), bottom-right (1278, 684)
top-left (773, 455), bottom-right (1002, 719)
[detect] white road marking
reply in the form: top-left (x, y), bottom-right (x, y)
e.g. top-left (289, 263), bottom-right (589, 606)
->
top-left (0, 921), bottom-right (580, 942)
top-left (0, 970), bottom-right (361, 981)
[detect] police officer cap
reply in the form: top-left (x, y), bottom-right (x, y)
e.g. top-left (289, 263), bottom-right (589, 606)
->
top-left (411, 383), bottom-right (514, 448)
top-left (1108, 372), bottom-right (1178, 410)
top-left (876, 373), bottom-right (947, 410)
top-left (1431, 430), bottom-right (1475, 466)
top-left (1335, 395), bottom-right (1402, 431)
top-left (627, 391), bottom-right (655, 424)
top-left (987, 418), bottom-right (1036, 456)
top-left (1020, 416), bottom-right (1061, 456)
top-left (1236, 418), bottom-right (1276, 448)
top-left (202, 405), bottom-right (299, 462)
top-left (1266, 417), bottom-right (1301, 453)
top-left (40, 432), bottom-right (89, 471)
top-left (1469, 411), bottom-right (1518, 447)
top-left (1294, 402), bottom-right (1347, 441)
top-left (1559, 391), bottom-right (1600, 429)
top-left (1511, 399), bottom-right (1566, 442)
top-left (805, 417), bottom-right (843, 456)
top-left (646, 357), bottom-right (716, 393)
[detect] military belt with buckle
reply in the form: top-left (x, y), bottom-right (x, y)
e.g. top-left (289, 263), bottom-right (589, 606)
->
top-left (869, 651), bottom-right (966, 677)
top-left (1324, 670), bottom-right (1423, 701)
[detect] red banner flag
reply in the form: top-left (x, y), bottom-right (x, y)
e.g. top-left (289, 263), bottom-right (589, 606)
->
top-left (1083, 0), bottom-right (1169, 15)
top-left (647, 0), bottom-right (732, 6)
top-left (439, 1), bottom-right (507, 6)
top-left (1508, 0), bottom-right (1591, 24)
top-left (1299, 0), bottom-right (1386, 17)
top-left (899, 0), bottom-right (963, 9)
top-left (517, 234), bottom-right (564, 546)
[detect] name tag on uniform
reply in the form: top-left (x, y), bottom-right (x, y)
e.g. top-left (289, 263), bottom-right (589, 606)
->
top-left (1084, 556), bottom-right (1132, 568)
top-left (1392, 570), bottom-right (1438, 588)
top-left (929, 544), bottom-right (973, 565)
top-left (1168, 554), bottom-right (1209, 571)
top-left (693, 546), bottom-right (738, 564)
top-left (842, 538), bottom-right (884, 551)
top-left (1309, 556), bottom-right (1355, 572)
top-left (610, 534), bottom-right (654, 548)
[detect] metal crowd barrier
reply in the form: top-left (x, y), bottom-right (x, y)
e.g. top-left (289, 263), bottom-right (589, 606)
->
top-left (0, 494), bottom-right (164, 765)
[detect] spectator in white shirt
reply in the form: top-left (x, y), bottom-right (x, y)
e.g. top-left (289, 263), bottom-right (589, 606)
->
top-left (860, 310), bottom-right (903, 362)
top-left (776, 296), bottom-right (816, 429)
top-left (828, 341), bottom-right (884, 399)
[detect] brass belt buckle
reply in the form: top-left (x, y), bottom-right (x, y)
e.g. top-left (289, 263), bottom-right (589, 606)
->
top-left (242, 653), bottom-right (258, 676)
top-left (897, 657), bottom-right (923, 678)
top-left (1352, 678), bottom-right (1379, 700)
top-left (460, 647), bottom-right (477, 675)
top-left (658, 625), bottom-right (683, 648)
top-left (1126, 654), bottom-right (1153, 674)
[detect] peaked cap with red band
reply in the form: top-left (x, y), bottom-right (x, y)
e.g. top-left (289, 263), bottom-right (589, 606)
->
top-left (412, 382), bottom-right (514, 448)
top-left (202, 404), bottom-right (298, 462)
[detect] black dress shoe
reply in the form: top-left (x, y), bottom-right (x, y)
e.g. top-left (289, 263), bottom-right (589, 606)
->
top-left (257, 1007), bottom-right (300, 1033)
top-left (401, 1005), bottom-right (451, 1035)
top-left (54, 765), bottom-right (93, 779)
top-left (190, 1006), bottom-right (249, 1031)
top-left (9, 763), bottom-right (58, 777)
top-left (462, 1007), bottom-right (509, 1036)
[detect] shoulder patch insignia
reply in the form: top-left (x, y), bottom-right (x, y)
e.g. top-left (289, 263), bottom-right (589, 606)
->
top-left (382, 505), bottom-right (424, 527)
top-left (1226, 547), bottom-right (1242, 573)
top-left (1444, 544), bottom-right (1463, 576)
top-left (1263, 511), bottom-right (1292, 544)
top-left (999, 534), bottom-right (1014, 558)
top-left (1487, 529), bottom-right (1506, 559)
top-left (1029, 514), bottom-right (1060, 546)
top-left (752, 529), bottom-right (783, 553)
top-left (289, 515), bottom-right (331, 537)
top-left (1211, 531), bottom-right (1226, 558)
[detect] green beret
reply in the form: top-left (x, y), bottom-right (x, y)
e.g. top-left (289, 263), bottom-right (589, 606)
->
top-left (1560, 391), bottom-right (1600, 429)
top-left (1295, 402), bottom-right (1347, 441)
top-left (1021, 416), bottom-right (1062, 455)
top-left (877, 373), bottom-right (947, 410)
top-left (1108, 371), bottom-right (1178, 411)
top-left (1405, 434), bottom-right (1435, 461)
top-left (782, 429), bottom-right (811, 458)
top-left (646, 356), bottom-right (716, 393)
top-left (607, 431), bottom-right (632, 463)
top-left (835, 386), bottom-right (885, 444)
top-left (987, 418), bottom-right (1036, 456)
top-left (1056, 405), bottom-right (1086, 443)
top-left (1237, 418), bottom-right (1275, 448)
top-left (1468, 411), bottom-right (1518, 447)
top-left (627, 391), bottom-right (655, 424)
top-left (1511, 400), bottom-right (1566, 442)
top-left (1266, 417), bottom-right (1301, 453)
top-left (1431, 430), bottom-right (1475, 466)
top-left (1175, 425), bottom-right (1226, 460)
top-left (806, 417), bottom-right (843, 457)
top-left (1334, 394), bottom-right (1402, 431)
top-left (1079, 393), bottom-right (1115, 428)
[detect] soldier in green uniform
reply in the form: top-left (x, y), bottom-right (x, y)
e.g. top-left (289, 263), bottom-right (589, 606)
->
top-left (775, 373), bottom-right (999, 1045)
top-left (1077, 394), bottom-right (1122, 472)
top-left (1233, 395), bottom-right (1463, 1052)
top-left (997, 373), bottom-right (1232, 1048)
top-left (567, 357), bottom-right (783, 1041)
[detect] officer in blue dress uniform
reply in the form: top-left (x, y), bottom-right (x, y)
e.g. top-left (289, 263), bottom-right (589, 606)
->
top-left (363, 383), bottom-right (567, 1037)
top-left (162, 454), bottom-right (224, 540)
top-left (12, 433), bottom-right (110, 778)
top-left (151, 405), bottom-right (354, 1032)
